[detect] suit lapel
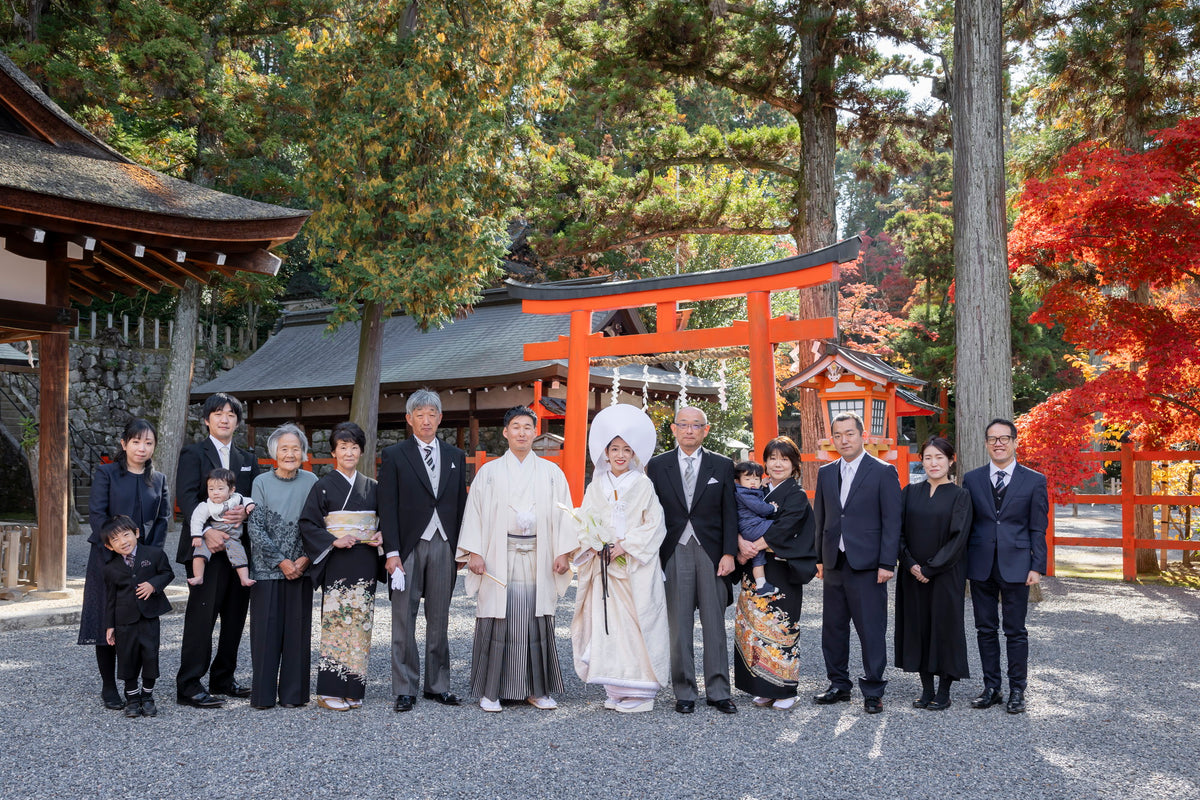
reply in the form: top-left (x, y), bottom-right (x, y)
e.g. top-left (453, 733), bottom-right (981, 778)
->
top-left (690, 449), bottom-right (715, 511)
top-left (664, 451), bottom-right (687, 511)
top-left (997, 464), bottom-right (1025, 515)
top-left (404, 439), bottom-right (436, 496)
top-left (843, 455), bottom-right (872, 506)
top-left (202, 439), bottom-right (222, 472)
top-left (435, 441), bottom-right (454, 498)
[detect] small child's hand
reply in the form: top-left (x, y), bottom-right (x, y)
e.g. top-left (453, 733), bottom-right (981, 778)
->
top-left (135, 581), bottom-right (154, 600)
top-left (770, 502), bottom-right (779, 511)
top-left (106, 628), bottom-right (115, 646)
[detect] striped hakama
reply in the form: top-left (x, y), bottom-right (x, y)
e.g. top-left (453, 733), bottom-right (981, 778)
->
top-left (469, 532), bottom-right (564, 701)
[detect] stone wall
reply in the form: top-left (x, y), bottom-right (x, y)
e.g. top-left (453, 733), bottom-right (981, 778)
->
top-left (0, 332), bottom-right (223, 517)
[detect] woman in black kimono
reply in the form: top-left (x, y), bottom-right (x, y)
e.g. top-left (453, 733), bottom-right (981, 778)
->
top-left (733, 436), bottom-right (818, 710)
top-left (895, 436), bottom-right (973, 710)
top-left (299, 421), bottom-right (381, 711)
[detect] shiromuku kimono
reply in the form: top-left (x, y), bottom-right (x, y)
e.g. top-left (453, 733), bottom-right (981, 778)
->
top-left (570, 404), bottom-right (670, 710)
top-left (299, 469), bottom-right (380, 703)
top-left (456, 450), bottom-right (574, 701)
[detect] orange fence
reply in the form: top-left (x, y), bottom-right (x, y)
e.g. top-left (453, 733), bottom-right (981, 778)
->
top-left (1047, 444), bottom-right (1200, 581)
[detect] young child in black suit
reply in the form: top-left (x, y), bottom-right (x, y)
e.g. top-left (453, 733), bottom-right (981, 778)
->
top-left (102, 515), bottom-right (174, 717)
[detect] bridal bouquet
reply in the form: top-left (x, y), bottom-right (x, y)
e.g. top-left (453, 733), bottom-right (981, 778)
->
top-left (559, 503), bottom-right (626, 566)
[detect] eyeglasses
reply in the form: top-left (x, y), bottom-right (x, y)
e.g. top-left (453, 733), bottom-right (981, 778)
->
top-left (986, 435), bottom-right (1014, 445)
top-left (673, 422), bottom-right (708, 430)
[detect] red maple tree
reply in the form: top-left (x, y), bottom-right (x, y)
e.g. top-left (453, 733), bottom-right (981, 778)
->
top-left (1008, 117), bottom-right (1200, 499)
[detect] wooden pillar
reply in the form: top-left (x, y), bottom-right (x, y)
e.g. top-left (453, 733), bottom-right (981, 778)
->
top-left (1121, 442), bottom-right (1136, 581)
top-left (532, 379), bottom-right (543, 436)
top-left (468, 391), bottom-right (479, 451)
top-left (563, 310), bottom-right (591, 503)
top-left (37, 248), bottom-right (70, 593)
top-left (746, 291), bottom-right (778, 461)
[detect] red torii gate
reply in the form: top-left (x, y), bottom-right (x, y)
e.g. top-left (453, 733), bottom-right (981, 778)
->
top-left (508, 238), bottom-right (861, 502)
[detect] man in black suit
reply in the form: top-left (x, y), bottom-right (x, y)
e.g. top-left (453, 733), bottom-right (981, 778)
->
top-left (380, 390), bottom-right (468, 712)
top-left (812, 411), bottom-right (901, 714)
top-left (962, 418), bottom-right (1049, 714)
top-left (174, 392), bottom-right (261, 708)
top-left (646, 405), bottom-right (739, 715)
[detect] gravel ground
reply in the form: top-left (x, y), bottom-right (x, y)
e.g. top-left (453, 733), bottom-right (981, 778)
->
top-left (1, 558), bottom-right (1198, 800)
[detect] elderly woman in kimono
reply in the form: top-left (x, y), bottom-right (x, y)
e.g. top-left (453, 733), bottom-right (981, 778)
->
top-left (569, 403), bottom-right (670, 713)
top-left (299, 421), bottom-right (382, 711)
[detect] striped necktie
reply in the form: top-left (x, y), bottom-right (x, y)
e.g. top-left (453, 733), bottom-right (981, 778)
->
top-left (423, 444), bottom-right (435, 473)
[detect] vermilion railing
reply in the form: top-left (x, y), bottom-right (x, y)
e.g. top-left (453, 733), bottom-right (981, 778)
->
top-left (1047, 444), bottom-right (1200, 581)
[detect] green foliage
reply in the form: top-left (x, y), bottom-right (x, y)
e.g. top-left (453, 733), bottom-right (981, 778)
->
top-left (292, 0), bottom-right (554, 329)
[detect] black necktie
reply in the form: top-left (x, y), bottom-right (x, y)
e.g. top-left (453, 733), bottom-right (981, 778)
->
top-left (992, 471), bottom-right (1006, 511)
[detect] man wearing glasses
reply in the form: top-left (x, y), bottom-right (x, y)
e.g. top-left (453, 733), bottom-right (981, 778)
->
top-left (962, 418), bottom-right (1049, 714)
top-left (647, 406), bottom-right (739, 715)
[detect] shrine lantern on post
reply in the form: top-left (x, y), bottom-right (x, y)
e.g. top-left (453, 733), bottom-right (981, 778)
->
top-left (783, 341), bottom-right (940, 486)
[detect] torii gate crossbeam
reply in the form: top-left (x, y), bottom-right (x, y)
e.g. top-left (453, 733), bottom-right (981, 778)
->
top-left (508, 237), bottom-right (862, 502)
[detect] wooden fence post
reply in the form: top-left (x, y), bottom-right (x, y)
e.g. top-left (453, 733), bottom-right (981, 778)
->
top-left (1122, 442), bottom-right (1136, 581)
top-left (1045, 507), bottom-right (1055, 577)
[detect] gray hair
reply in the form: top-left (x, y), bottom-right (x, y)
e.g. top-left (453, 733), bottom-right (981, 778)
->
top-left (267, 423), bottom-right (309, 459)
top-left (406, 389), bottom-right (442, 415)
top-left (674, 405), bottom-right (709, 425)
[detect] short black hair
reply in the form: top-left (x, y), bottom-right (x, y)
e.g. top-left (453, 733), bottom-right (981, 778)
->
top-left (503, 406), bottom-right (537, 428)
top-left (330, 420), bottom-right (367, 450)
top-left (734, 461), bottom-right (764, 480)
top-left (985, 418), bottom-right (1018, 439)
top-left (206, 467), bottom-right (237, 489)
top-left (201, 393), bottom-right (244, 426)
top-left (832, 411), bottom-right (865, 433)
top-left (100, 514), bottom-right (139, 544)
top-left (921, 436), bottom-right (956, 462)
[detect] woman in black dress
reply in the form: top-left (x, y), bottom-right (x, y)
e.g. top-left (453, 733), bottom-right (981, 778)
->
top-left (78, 418), bottom-right (171, 709)
top-left (733, 436), bottom-right (818, 710)
top-left (895, 436), bottom-right (972, 710)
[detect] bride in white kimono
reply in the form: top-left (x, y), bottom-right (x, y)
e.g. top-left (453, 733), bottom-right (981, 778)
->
top-left (570, 403), bottom-right (670, 713)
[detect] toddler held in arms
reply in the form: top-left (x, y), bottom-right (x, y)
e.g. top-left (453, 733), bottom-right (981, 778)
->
top-left (734, 461), bottom-right (777, 596)
top-left (188, 467), bottom-right (256, 588)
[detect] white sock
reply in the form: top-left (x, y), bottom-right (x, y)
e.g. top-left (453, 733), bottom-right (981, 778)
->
top-left (755, 576), bottom-right (766, 588)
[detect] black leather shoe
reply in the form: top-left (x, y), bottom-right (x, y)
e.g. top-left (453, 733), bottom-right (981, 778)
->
top-left (864, 696), bottom-right (883, 714)
top-left (102, 687), bottom-right (126, 710)
top-left (706, 698), bottom-right (738, 714)
top-left (1006, 689), bottom-right (1026, 714)
top-left (913, 689), bottom-right (934, 709)
top-left (124, 692), bottom-right (143, 718)
top-left (926, 696), bottom-right (951, 711)
top-left (212, 681), bottom-right (252, 698)
top-left (280, 702), bottom-right (306, 709)
top-left (176, 691), bottom-right (224, 708)
top-left (423, 691), bottom-right (461, 706)
top-left (394, 695), bottom-right (416, 712)
top-left (971, 687), bottom-right (1003, 709)
top-left (140, 693), bottom-right (158, 717)
top-left (813, 686), bottom-right (852, 705)
top-left (674, 700), bottom-right (695, 714)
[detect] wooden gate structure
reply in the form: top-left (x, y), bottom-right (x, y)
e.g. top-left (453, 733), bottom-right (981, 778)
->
top-left (508, 238), bottom-right (862, 502)
top-left (0, 54), bottom-right (308, 591)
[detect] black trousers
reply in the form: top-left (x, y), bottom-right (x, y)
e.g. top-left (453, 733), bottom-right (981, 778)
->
top-left (115, 616), bottom-right (160, 686)
top-left (249, 577), bottom-right (313, 707)
top-left (176, 551), bottom-right (250, 697)
top-left (821, 551), bottom-right (889, 697)
top-left (970, 561), bottom-right (1030, 691)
